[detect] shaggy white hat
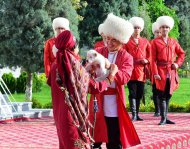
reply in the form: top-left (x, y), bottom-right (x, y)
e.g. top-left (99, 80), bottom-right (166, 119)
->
top-left (102, 13), bottom-right (134, 44)
top-left (129, 17), bottom-right (144, 31)
top-left (152, 22), bottom-right (160, 34)
top-left (52, 17), bottom-right (70, 31)
top-left (156, 16), bottom-right (174, 30)
top-left (98, 23), bottom-right (104, 35)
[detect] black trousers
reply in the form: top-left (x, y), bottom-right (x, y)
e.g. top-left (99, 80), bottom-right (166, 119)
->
top-left (157, 79), bottom-right (172, 100)
top-left (127, 80), bottom-right (145, 100)
top-left (152, 83), bottom-right (158, 99)
top-left (105, 117), bottom-right (121, 149)
top-left (93, 117), bottom-right (121, 149)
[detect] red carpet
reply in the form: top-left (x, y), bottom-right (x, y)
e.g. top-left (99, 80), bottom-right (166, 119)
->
top-left (0, 113), bottom-right (190, 149)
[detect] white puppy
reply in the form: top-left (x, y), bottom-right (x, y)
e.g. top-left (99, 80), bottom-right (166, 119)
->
top-left (86, 49), bottom-right (110, 81)
top-left (52, 45), bottom-right (58, 57)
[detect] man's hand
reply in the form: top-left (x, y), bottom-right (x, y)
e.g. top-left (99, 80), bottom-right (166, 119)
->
top-left (110, 64), bottom-right (118, 76)
top-left (140, 59), bottom-right (149, 65)
top-left (154, 74), bottom-right (161, 80)
top-left (105, 58), bottom-right (111, 69)
top-left (171, 63), bottom-right (178, 70)
top-left (107, 64), bottom-right (118, 83)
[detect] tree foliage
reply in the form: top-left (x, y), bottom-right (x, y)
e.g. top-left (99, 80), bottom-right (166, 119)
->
top-left (0, 0), bottom-right (51, 72)
top-left (0, 0), bottom-right (79, 100)
top-left (138, 1), bottom-right (152, 39)
top-left (145, 0), bottom-right (180, 39)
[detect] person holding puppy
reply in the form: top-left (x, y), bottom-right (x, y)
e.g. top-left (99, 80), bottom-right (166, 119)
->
top-left (89, 13), bottom-right (140, 149)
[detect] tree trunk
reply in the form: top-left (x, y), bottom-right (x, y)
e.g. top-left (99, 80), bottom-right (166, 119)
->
top-left (25, 72), bottom-right (33, 101)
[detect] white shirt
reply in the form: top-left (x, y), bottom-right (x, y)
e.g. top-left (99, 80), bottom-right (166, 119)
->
top-left (134, 38), bottom-right (139, 45)
top-left (104, 51), bottom-right (118, 117)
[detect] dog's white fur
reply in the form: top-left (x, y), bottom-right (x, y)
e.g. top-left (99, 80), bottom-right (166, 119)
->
top-left (52, 45), bottom-right (58, 57)
top-left (86, 49), bottom-right (110, 81)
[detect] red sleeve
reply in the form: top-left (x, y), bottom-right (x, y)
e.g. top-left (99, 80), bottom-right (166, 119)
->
top-left (44, 40), bottom-right (51, 78)
top-left (114, 51), bottom-right (133, 85)
top-left (146, 40), bottom-right (152, 64)
top-left (174, 40), bottom-right (185, 67)
top-left (151, 39), bottom-right (158, 75)
top-left (88, 79), bottom-right (108, 94)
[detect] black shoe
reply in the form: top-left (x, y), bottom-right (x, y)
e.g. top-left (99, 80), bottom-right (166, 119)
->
top-left (131, 115), bottom-right (137, 121)
top-left (137, 116), bottom-right (143, 121)
top-left (158, 118), bottom-right (166, 125)
top-left (166, 119), bottom-right (175, 124)
top-left (154, 112), bottom-right (160, 117)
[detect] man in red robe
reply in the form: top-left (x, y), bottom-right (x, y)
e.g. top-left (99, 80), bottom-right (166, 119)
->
top-left (124, 17), bottom-right (151, 121)
top-left (44, 17), bottom-right (70, 78)
top-left (89, 13), bottom-right (141, 149)
top-left (151, 16), bottom-right (185, 125)
top-left (151, 22), bottom-right (161, 117)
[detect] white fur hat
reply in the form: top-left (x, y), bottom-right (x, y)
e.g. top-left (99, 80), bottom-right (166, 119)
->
top-left (98, 23), bottom-right (104, 35)
top-left (52, 17), bottom-right (70, 31)
top-left (152, 22), bottom-right (160, 34)
top-left (156, 16), bottom-right (174, 30)
top-left (102, 13), bottom-right (134, 44)
top-left (129, 17), bottom-right (144, 31)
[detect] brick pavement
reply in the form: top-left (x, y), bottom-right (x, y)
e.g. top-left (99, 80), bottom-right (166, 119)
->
top-left (0, 113), bottom-right (190, 149)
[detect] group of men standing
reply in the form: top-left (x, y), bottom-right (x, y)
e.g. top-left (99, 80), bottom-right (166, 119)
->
top-left (95, 15), bottom-right (185, 126)
top-left (44, 13), bottom-right (185, 149)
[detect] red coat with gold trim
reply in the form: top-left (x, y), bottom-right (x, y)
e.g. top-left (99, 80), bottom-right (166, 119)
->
top-left (88, 47), bottom-right (141, 148)
top-left (124, 37), bottom-right (151, 82)
top-left (44, 37), bottom-right (56, 78)
top-left (151, 37), bottom-right (185, 94)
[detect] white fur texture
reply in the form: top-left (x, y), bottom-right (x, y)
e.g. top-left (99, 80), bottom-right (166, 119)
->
top-left (98, 23), bottom-right (104, 35)
top-left (86, 50), bottom-right (110, 81)
top-left (52, 17), bottom-right (70, 31)
top-left (129, 16), bottom-right (144, 31)
top-left (152, 22), bottom-right (159, 34)
top-left (52, 45), bottom-right (58, 57)
top-left (156, 16), bottom-right (174, 30)
top-left (102, 13), bottom-right (134, 44)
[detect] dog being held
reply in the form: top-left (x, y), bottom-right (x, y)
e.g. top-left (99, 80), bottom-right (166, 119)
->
top-left (85, 49), bottom-right (111, 82)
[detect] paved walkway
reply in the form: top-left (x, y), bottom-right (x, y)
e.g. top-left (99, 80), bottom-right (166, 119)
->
top-left (0, 113), bottom-right (190, 149)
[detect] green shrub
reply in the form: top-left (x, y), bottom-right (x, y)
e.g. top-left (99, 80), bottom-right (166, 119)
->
top-left (1, 73), bottom-right (16, 94)
top-left (16, 71), bottom-right (27, 93)
top-left (32, 73), bottom-right (43, 93)
top-left (185, 102), bottom-right (190, 112)
top-left (43, 101), bottom-right (52, 109)
top-left (38, 73), bottom-right (47, 83)
top-left (15, 72), bottom-right (44, 93)
top-left (32, 98), bottom-right (42, 108)
top-left (139, 101), bottom-right (154, 112)
top-left (169, 102), bottom-right (186, 112)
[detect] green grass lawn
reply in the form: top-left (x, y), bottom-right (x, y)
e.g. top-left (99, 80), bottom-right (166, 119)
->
top-left (171, 78), bottom-right (190, 105)
top-left (11, 83), bottom-right (52, 106)
top-left (11, 77), bottom-right (190, 107)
